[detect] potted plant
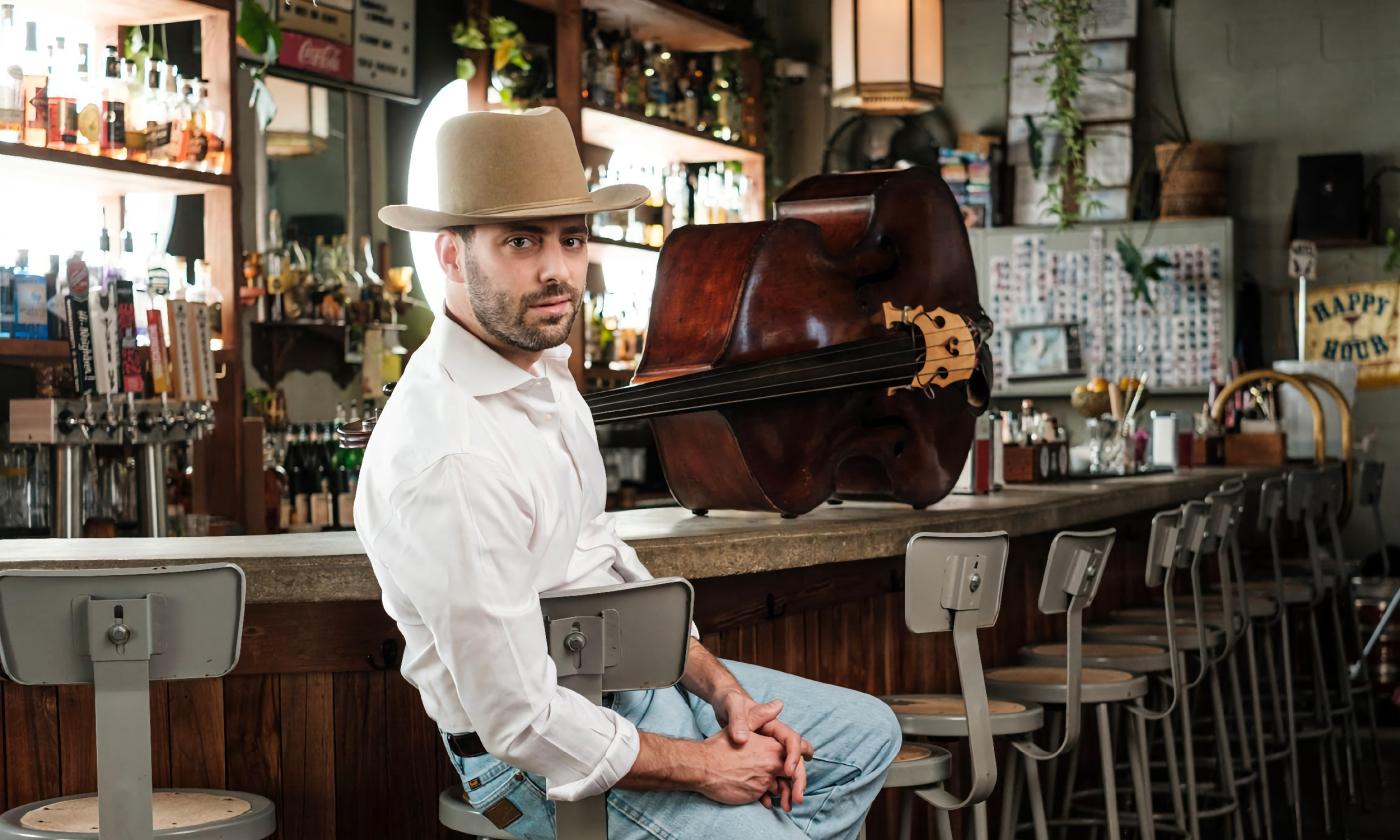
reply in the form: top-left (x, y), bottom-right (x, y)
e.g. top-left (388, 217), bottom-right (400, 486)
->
top-left (1151, 0), bottom-right (1227, 218)
top-left (1016, 0), bottom-right (1101, 229)
top-left (452, 16), bottom-right (551, 108)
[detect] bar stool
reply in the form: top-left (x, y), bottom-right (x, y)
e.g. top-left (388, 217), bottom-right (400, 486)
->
top-left (0, 564), bottom-right (276, 840)
top-left (1086, 500), bottom-right (1235, 840)
top-left (438, 578), bottom-right (695, 840)
top-left (981, 530), bottom-right (1160, 840)
top-left (1021, 508), bottom-right (1189, 838)
top-left (1351, 459), bottom-right (1389, 781)
top-left (881, 531), bottom-right (1038, 840)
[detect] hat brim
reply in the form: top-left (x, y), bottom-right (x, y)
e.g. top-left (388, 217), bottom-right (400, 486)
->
top-left (378, 183), bottom-right (651, 232)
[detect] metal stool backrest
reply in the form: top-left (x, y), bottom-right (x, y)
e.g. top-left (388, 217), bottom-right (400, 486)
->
top-left (1316, 464), bottom-right (1349, 569)
top-left (1022, 528), bottom-right (1117, 760)
top-left (1356, 460), bottom-right (1389, 577)
top-left (1176, 500), bottom-right (1220, 682)
top-left (0, 564), bottom-right (245, 840)
top-left (903, 531), bottom-right (1009, 810)
top-left (539, 578), bottom-right (694, 840)
top-left (1134, 507), bottom-right (1188, 717)
top-left (1258, 476), bottom-right (1292, 613)
top-left (1286, 469), bottom-right (1330, 599)
top-left (1206, 484), bottom-right (1248, 651)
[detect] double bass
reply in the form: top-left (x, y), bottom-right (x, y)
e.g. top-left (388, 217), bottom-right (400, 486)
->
top-left (341, 167), bottom-right (992, 518)
top-left (584, 166), bottom-right (991, 516)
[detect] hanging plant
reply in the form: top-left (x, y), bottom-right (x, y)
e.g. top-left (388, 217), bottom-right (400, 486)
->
top-left (122, 25), bottom-right (167, 83)
top-left (1017, 0), bottom-right (1101, 229)
top-left (236, 0), bottom-right (283, 130)
top-left (451, 16), bottom-right (534, 104)
top-left (1385, 228), bottom-right (1400, 274)
top-left (1115, 234), bottom-right (1172, 305)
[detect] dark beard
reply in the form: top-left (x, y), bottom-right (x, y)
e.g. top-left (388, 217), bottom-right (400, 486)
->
top-left (464, 258), bottom-right (580, 353)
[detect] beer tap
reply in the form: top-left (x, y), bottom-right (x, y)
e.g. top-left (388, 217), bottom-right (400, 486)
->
top-left (158, 394), bottom-right (178, 434)
top-left (100, 394), bottom-right (120, 438)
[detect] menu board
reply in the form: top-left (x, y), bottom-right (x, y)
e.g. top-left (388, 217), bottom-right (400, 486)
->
top-left (245, 0), bottom-right (416, 100)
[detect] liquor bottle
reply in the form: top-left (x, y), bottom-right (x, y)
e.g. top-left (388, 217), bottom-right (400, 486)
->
top-left (43, 253), bottom-right (63, 340)
top-left (142, 60), bottom-right (172, 164)
top-left (709, 54), bottom-right (730, 141)
top-left (642, 42), bottom-right (659, 119)
top-left (194, 79), bottom-right (225, 172)
top-left (265, 210), bottom-right (287, 322)
top-left (97, 45), bottom-right (125, 158)
top-left (168, 73), bottom-right (193, 165)
top-left (45, 37), bottom-right (78, 150)
top-left (74, 43), bottom-right (104, 155)
top-left (680, 58), bottom-right (701, 130)
top-left (0, 4), bottom-right (22, 143)
top-left (355, 235), bottom-right (383, 323)
top-left (19, 21), bottom-right (45, 147)
top-left (123, 58), bottom-right (155, 162)
top-left (263, 433), bottom-right (287, 533)
top-left (0, 249), bottom-right (14, 336)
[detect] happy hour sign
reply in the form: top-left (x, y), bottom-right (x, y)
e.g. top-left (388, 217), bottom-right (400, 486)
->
top-left (1305, 280), bottom-right (1400, 388)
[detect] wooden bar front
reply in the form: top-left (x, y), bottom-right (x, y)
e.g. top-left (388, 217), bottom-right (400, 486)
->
top-left (0, 469), bottom-right (1269, 838)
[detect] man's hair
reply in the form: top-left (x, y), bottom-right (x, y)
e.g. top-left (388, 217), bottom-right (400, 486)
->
top-left (445, 225), bottom-right (474, 243)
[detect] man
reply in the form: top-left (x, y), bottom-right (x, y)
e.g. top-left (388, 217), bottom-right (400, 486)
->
top-left (358, 107), bottom-right (900, 839)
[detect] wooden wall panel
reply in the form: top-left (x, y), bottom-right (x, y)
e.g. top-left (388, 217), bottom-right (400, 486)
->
top-left (224, 676), bottom-right (281, 839)
top-left (168, 678), bottom-right (226, 789)
top-left (56, 686), bottom-right (95, 795)
top-left (150, 682), bottom-right (172, 789)
top-left (385, 672), bottom-right (445, 839)
top-left (3, 685), bottom-right (58, 807)
top-left (332, 672), bottom-right (387, 840)
top-left (279, 673), bottom-right (336, 840)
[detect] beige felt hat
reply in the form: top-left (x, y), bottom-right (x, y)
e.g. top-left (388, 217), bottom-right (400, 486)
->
top-left (378, 107), bottom-right (650, 232)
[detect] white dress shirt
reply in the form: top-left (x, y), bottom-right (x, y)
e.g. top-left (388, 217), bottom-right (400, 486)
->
top-left (355, 316), bottom-right (665, 801)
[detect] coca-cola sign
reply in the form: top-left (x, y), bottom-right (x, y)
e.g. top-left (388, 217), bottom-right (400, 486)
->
top-left (280, 31), bottom-right (353, 81)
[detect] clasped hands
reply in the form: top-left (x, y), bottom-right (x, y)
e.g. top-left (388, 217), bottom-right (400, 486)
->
top-left (703, 688), bottom-right (814, 812)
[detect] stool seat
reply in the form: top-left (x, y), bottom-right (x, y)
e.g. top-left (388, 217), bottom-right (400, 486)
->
top-left (0, 789), bottom-right (276, 839)
top-left (985, 666), bottom-right (1149, 705)
top-left (1020, 641), bottom-right (1172, 673)
top-left (883, 694), bottom-right (1045, 738)
top-left (1085, 622), bottom-right (1223, 651)
top-left (883, 743), bottom-right (954, 789)
top-left (1221, 580), bottom-right (1314, 604)
top-left (1197, 594), bottom-right (1279, 618)
top-left (439, 787), bottom-right (516, 839)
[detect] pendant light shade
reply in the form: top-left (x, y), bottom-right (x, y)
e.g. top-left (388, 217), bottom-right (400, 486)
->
top-left (831, 0), bottom-right (944, 114)
top-left (264, 76), bottom-right (331, 158)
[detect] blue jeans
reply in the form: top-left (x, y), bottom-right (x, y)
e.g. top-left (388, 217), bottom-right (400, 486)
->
top-left (443, 659), bottom-right (902, 839)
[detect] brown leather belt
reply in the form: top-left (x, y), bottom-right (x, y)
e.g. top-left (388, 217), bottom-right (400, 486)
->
top-left (446, 731), bottom-right (488, 758)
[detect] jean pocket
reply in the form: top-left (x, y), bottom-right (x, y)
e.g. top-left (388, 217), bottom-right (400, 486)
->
top-left (466, 767), bottom-right (553, 839)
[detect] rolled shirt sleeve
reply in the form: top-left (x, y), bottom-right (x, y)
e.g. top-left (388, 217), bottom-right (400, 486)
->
top-left (374, 455), bottom-right (640, 800)
top-left (575, 509), bottom-right (700, 640)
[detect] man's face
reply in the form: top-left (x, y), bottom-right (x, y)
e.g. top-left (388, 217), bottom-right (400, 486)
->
top-left (440, 217), bottom-right (589, 354)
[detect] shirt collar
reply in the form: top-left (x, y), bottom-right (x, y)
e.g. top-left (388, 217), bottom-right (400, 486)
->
top-left (431, 313), bottom-right (573, 397)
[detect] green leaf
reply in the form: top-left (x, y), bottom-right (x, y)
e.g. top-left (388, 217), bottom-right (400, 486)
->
top-left (237, 0), bottom-right (280, 60)
top-left (451, 21), bottom-right (486, 50)
top-left (1385, 228), bottom-right (1400, 274)
top-left (456, 57), bottom-right (476, 81)
top-left (488, 16), bottom-right (519, 43)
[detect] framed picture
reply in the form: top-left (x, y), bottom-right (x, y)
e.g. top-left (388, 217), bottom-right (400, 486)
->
top-left (1007, 322), bottom-right (1084, 381)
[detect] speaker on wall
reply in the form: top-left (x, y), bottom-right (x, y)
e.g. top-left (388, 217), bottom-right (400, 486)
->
top-left (1295, 153), bottom-right (1366, 243)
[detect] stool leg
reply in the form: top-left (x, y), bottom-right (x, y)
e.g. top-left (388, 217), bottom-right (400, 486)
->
top-left (1243, 621), bottom-right (1274, 840)
top-left (1327, 594), bottom-right (1361, 806)
top-left (999, 744), bottom-right (1022, 840)
top-left (1022, 744), bottom-right (1050, 840)
top-left (936, 807), bottom-right (956, 840)
top-left (1127, 704), bottom-right (1157, 840)
top-left (1094, 704), bottom-right (1122, 839)
top-left (1209, 666), bottom-right (1244, 839)
top-left (972, 802), bottom-right (990, 840)
top-left (1054, 719), bottom-right (1080, 840)
top-left (898, 788), bottom-right (913, 840)
top-left (1261, 623), bottom-right (1286, 746)
top-left (1306, 608), bottom-right (1335, 835)
top-left (1179, 655), bottom-right (1201, 840)
top-left (1158, 697), bottom-right (1187, 833)
top-left (1224, 643), bottom-right (1262, 839)
top-left (1275, 612), bottom-right (1302, 835)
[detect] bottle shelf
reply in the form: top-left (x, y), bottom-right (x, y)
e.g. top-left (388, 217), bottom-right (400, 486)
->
top-left (0, 142), bottom-right (233, 196)
top-left (35, 0), bottom-right (231, 28)
top-left (582, 105), bottom-right (763, 165)
top-left (0, 338), bottom-right (69, 364)
top-left (517, 0), bottom-right (750, 52)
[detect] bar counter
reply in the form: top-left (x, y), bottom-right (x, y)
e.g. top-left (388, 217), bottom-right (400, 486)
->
top-left (0, 466), bottom-right (1273, 839)
top-left (1, 467), bottom-right (1265, 603)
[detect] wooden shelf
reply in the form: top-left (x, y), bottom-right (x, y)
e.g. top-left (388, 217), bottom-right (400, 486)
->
top-left (38, 0), bottom-right (231, 28)
top-left (518, 0), bottom-right (750, 52)
top-left (0, 339), bottom-right (69, 365)
top-left (0, 142), bottom-right (233, 196)
top-left (590, 237), bottom-right (662, 264)
top-left (582, 105), bottom-right (763, 164)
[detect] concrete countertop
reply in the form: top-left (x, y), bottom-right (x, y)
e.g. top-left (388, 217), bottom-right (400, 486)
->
top-left (0, 467), bottom-right (1271, 604)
